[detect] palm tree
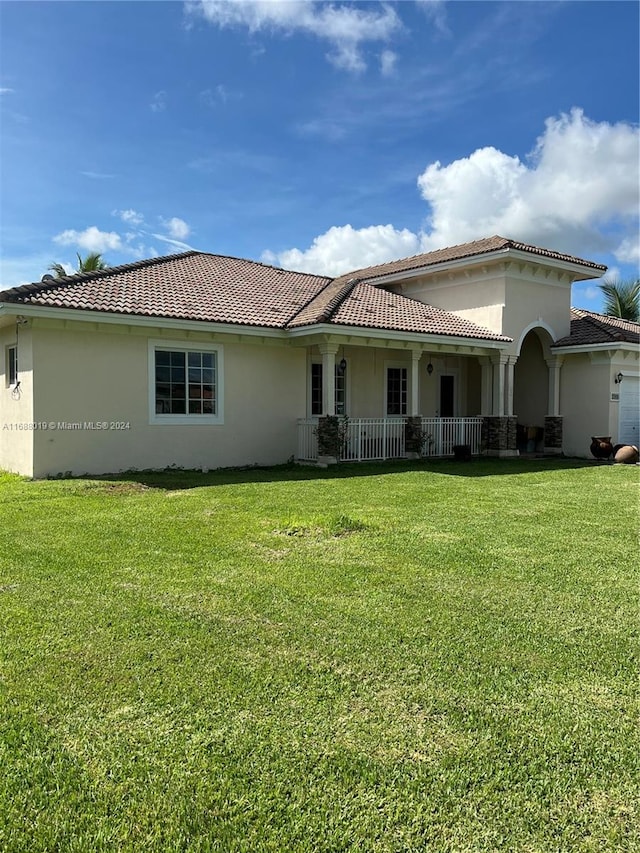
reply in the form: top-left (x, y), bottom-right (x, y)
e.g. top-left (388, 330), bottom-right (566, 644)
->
top-left (48, 252), bottom-right (109, 278)
top-left (598, 278), bottom-right (640, 321)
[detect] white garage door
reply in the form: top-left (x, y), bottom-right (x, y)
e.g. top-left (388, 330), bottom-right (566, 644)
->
top-left (618, 378), bottom-right (639, 446)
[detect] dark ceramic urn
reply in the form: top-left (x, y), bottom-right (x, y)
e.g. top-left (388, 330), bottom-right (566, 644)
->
top-left (590, 436), bottom-right (614, 460)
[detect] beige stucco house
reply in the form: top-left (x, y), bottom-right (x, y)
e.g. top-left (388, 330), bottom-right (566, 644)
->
top-left (0, 236), bottom-right (638, 478)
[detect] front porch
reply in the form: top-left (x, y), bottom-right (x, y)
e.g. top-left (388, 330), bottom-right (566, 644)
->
top-left (297, 416), bottom-right (484, 462)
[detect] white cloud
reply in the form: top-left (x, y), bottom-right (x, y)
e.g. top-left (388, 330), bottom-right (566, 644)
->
top-left (185, 0), bottom-right (402, 72)
top-left (380, 49), bottom-right (397, 77)
top-left (265, 224), bottom-right (421, 276)
top-left (114, 208), bottom-right (145, 226)
top-left (416, 108), bottom-right (639, 257)
top-left (614, 236), bottom-right (640, 267)
top-left (150, 90), bottom-right (167, 112)
top-left (0, 87), bottom-right (14, 95)
top-left (160, 216), bottom-right (191, 240)
top-left (415, 0), bottom-right (449, 36)
top-left (53, 226), bottom-right (123, 253)
top-left (265, 110), bottom-right (639, 277)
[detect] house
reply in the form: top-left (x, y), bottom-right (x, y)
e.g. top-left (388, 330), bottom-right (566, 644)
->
top-left (0, 235), bottom-right (638, 478)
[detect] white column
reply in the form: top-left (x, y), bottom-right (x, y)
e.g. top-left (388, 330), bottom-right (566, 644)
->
top-left (479, 357), bottom-right (492, 415)
top-left (319, 342), bottom-right (338, 415)
top-left (505, 356), bottom-right (517, 417)
top-left (546, 356), bottom-right (564, 416)
top-left (409, 349), bottom-right (421, 416)
top-left (490, 354), bottom-right (509, 416)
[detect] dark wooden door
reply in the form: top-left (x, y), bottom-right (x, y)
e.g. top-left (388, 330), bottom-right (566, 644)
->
top-left (440, 375), bottom-right (454, 417)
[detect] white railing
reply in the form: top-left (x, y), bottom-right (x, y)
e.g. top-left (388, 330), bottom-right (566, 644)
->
top-left (421, 417), bottom-right (483, 457)
top-left (296, 416), bottom-right (484, 462)
top-left (297, 418), bottom-right (319, 462)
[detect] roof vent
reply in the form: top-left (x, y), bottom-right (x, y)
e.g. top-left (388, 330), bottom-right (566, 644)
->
top-left (41, 274), bottom-right (55, 282)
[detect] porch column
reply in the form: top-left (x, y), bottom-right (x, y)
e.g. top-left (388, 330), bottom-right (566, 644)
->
top-left (409, 348), bottom-right (421, 416)
top-left (505, 356), bottom-right (517, 417)
top-left (483, 353), bottom-right (517, 457)
top-left (544, 355), bottom-right (564, 454)
top-left (546, 356), bottom-right (564, 416)
top-left (319, 342), bottom-right (338, 415)
top-left (490, 353), bottom-right (509, 416)
top-left (478, 357), bottom-right (492, 415)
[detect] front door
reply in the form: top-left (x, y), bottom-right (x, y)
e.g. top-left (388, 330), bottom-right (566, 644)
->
top-left (440, 375), bottom-right (455, 417)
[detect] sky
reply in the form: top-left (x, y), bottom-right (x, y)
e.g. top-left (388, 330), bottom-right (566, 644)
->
top-left (0, 0), bottom-right (638, 311)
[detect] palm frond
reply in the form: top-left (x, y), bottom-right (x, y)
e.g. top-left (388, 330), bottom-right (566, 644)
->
top-left (77, 252), bottom-right (109, 272)
top-left (599, 279), bottom-right (640, 321)
top-left (47, 262), bottom-right (69, 279)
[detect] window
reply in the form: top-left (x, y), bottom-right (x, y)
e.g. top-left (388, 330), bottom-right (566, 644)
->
top-left (386, 366), bottom-right (407, 415)
top-left (6, 345), bottom-right (17, 387)
top-left (149, 342), bottom-right (223, 424)
top-left (310, 362), bottom-right (347, 416)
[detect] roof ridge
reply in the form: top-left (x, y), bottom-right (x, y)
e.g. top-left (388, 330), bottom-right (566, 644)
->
top-left (315, 277), bottom-right (362, 323)
top-left (0, 250), bottom-right (199, 301)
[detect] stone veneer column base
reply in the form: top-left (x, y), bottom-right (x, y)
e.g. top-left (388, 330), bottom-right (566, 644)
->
top-left (404, 416), bottom-right (424, 457)
top-left (544, 416), bottom-right (563, 455)
top-left (482, 416), bottom-right (518, 457)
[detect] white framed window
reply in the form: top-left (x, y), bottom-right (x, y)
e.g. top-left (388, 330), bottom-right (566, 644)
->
top-left (309, 361), bottom-right (348, 416)
top-left (385, 364), bottom-right (407, 415)
top-left (148, 340), bottom-right (223, 425)
top-left (5, 344), bottom-right (17, 388)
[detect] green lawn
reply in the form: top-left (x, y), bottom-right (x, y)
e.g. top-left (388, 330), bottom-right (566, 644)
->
top-left (0, 459), bottom-right (637, 852)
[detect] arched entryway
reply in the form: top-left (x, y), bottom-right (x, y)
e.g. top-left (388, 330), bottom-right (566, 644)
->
top-left (513, 327), bottom-right (553, 452)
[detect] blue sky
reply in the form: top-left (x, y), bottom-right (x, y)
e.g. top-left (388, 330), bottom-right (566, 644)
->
top-left (1, 1), bottom-right (638, 310)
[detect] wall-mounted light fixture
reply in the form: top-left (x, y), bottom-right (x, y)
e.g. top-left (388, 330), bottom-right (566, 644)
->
top-left (338, 347), bottom-right (347, 374)
top-left (614, 372), bottom-right (624, 384)
top-left (426, 359), bottom-right (434, 376)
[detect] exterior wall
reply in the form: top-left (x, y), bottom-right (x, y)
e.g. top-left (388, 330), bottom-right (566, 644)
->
top-left (503, 274), bottom-right (571, 346)
top-left (397, 272), bottom-right (506, 335)
top-left (466, 358), bottom-right (482, 416)
top-left (560, 354), bottom-right (611, 457)
top-left (29, 321), bottom-right (306, 477)
top-left (0, 322), bottom-right (34, 476)
top-left (561, 349), bottom-right (640, 457)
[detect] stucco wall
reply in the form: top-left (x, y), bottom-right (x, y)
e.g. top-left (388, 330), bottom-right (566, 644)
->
top-left (29, 321), bottom-right (306, 477)
top-left (560, 354), bottom-right (610, 457)
top-left (503, 275), bottom-right (571, 348)
top-left (0, 323), bottom-right (34, 476)
top-left (399, 273), bottom-right (506, 335)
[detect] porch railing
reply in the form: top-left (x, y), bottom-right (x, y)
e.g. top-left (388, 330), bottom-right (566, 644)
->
top-left (296, 417), bottom-right (484, 462)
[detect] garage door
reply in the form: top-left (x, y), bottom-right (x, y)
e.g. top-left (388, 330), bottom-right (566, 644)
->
top-left (618, 378), bottom-right (639, 446)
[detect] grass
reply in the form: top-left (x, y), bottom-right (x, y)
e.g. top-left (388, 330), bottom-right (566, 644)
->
top-left (0, 458), bottom-right (637, 852)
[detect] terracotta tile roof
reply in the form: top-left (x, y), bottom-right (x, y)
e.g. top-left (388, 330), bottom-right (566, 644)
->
top-left (553, 309), bottom-right (640, 347)
top-left (324, 282), bottom-right (510, 341)
top-left (0, 251), bottom-right (331, 329)
top-left (1, 239), bottom-right (606, 345)
top-left (315, 235), bottom-right (606, 290)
